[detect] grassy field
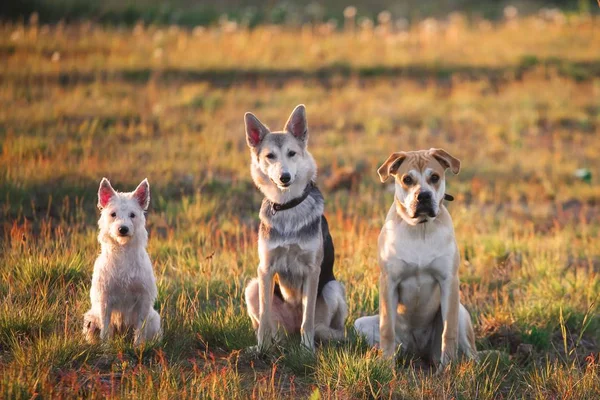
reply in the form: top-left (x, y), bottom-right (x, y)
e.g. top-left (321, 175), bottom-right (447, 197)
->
top-left (1, 13), bottom-right (600, 399)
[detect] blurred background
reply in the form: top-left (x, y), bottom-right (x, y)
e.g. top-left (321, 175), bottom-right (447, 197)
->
top-left (2, 0), bottom-right (596, 26)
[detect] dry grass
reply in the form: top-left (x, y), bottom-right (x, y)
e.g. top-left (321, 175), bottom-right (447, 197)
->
top-left (1, 14), bottom-right (600, 399)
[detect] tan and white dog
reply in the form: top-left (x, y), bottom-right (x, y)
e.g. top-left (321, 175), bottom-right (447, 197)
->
top-left (354, 148), bottom-right (476, 368)
top-left (83, 178), bottom-right (162, 346)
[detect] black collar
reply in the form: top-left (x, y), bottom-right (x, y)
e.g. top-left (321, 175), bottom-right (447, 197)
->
top-left (444, 193), bottom-right (454, 201)
top-left (269, 182), bottom-right (314, 215)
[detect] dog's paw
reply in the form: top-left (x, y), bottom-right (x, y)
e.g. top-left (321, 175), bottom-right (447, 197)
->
top-left (133, 336), bottom-right (144, 348)
top-left (245, 345), bottom-right (261, 355)
top-left (380, 344), bottom-right (397, 360)
top-left (434, 363), bottom-right (450, 376)
top-left (434, 354), bottom-right (455, 374)
top-left (440, 346), bottom-right (458, 366)
top-left (100, 341), bottom-right (113, 352)
top-left (244, 345), bottom-right (271, 359)
top-left (82, 315), bottom-right (100, 343)
top-left (300, 340), bottom-right (316, 353)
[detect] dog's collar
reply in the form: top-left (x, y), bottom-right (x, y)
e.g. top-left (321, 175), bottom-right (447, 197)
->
top-left (269, 182), bottom-right (314, 215)
top-left (444, 193), bottom-right (454, 201)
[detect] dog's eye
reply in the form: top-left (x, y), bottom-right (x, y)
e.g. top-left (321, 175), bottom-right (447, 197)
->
top-left (430, 174), bottom-right (440, 184)
top-left (288, 151), bottom-right (296, 157)
top-left (266, 153), bottom-right (276, 160)
top-left (110, 212), bottom-right (116, 218)
top-left (130, 213), bottom-right (135, 218)
top-left (402, 175), bottom-right (413, 185)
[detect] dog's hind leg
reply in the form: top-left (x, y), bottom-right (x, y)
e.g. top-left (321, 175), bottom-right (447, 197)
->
top-left (314, 281), bottom-right (348, 342)
top-left (133, 304), bottom-right (162, 346)
top-left (328, 282), bottom-right (348, 331)
top-left (315, 324), bottom-right (345, 341)
top-left (429, 305), bottom-right (476, 368)
top-left (83, 310), bottom-right (101, 343)
top-left (246, 278), bottom-right (302, 340)
top-left (138, 309), bottom-right (162, 344)
top-left (354, 315), bottom-right (380, 346)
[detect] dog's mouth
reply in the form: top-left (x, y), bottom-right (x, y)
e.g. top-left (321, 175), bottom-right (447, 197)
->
top-left (114, 232), bottom-right (132, 243)
top-left (415, 214), bottom-right (435, 224)
top-left (413, 204), bottom-right (437, 221)
top-left (271, 178), bottom-right (292, 189)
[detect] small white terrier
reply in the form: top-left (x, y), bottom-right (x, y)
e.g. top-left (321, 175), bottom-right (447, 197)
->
top-left (83, 178), bottom-right (162, 346)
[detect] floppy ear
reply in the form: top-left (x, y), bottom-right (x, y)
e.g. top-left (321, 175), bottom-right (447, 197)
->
top-left (429, 148), bottom-right (460, 174)
top-left (98, 178), bottom-right (117, 209)
top-left (132, 178), bottom-right (150, 210)
top-left (284, 104), bottom-right (308, 144)
top-left (244, 112), bottom-right (269, 148)
top-left (377, 152), bottom-right (407, 182)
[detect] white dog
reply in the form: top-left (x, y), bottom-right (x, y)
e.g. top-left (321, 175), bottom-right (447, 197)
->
top-left (83, 178), bottom-right (161, 346)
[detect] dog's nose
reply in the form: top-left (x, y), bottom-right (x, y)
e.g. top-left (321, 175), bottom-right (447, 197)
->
top-left (417, 192), bottom-right (432, 203)
top-left (280, 173), bottom-right (291, 184)
top-left (118, 226), bottom-right (129, 235)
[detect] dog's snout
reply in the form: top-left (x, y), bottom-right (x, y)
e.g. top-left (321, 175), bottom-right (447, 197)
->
top-left (118, 226), bottom-right (129, 236)
top-left (280, 173), bottom-right (291, 184)
top-left (417, 191), bottom-right (432, 203)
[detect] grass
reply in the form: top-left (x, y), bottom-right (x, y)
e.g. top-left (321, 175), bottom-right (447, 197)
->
top-left (1, 12), bottom-right (600, 399)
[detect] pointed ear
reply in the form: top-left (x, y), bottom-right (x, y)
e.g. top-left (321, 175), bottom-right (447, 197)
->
top-left (284, 104), bottom-right (308, 143)
top-left (133, 178), bottom-right (150, 210)
top-left (98, 178), bottom-right (117, 209)
top-left (377, 152), bottom-right (407, 182)
top-left (244, 112), bottom-right (269, 148)
top-left (429, 148), bottom-right (460, 174)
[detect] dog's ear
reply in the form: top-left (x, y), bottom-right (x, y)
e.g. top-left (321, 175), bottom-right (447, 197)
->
top-left (429, 148), bottom-right (460, 174)
top-left (284, 104), bottom-right (308, 144)
top-left (245, 112), bottom-right (269, 148)
top-left (98, 178), bottom-right (117, 209)
top-left (377, 152), bottom-right (407, 182)
top-left (133, 178), bottom-right (150, 210)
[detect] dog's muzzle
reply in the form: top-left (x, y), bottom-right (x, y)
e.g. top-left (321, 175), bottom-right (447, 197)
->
top-left (272, 173), bottom-right (292, 188)
top-left (413, 192), bottom-right (436, 219)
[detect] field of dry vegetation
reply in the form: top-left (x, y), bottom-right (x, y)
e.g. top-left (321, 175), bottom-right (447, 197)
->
top-left (1, 10), bottom-right (600, 399)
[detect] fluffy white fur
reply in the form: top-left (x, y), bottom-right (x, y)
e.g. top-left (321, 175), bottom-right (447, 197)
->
top-left (83, 178), bottom-right (161, 346)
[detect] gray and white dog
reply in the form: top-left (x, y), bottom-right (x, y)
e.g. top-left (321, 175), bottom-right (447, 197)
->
top-left (244, 105), bottom-right (348, 351)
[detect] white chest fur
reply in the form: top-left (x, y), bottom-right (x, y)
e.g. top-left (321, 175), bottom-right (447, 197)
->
top-left (379, 216), bottom-right (456, 281)
top-left (91, 248), bottom-right (157, 305)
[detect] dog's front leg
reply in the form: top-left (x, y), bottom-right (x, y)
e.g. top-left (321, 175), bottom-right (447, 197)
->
top-left (301, 272), bottom-right (319, 351)
top-left (439, 275), bottom-right (460, 367)
top-left (379, 269), bottom-right (398, 358)
top-left (99, 300), bottom-right (113, 342)
top-left (257, 266), bottom-right (275, 350)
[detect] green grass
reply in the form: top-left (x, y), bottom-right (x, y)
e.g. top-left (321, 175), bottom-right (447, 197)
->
top-left (1, 14), bottom-right (600, 399)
